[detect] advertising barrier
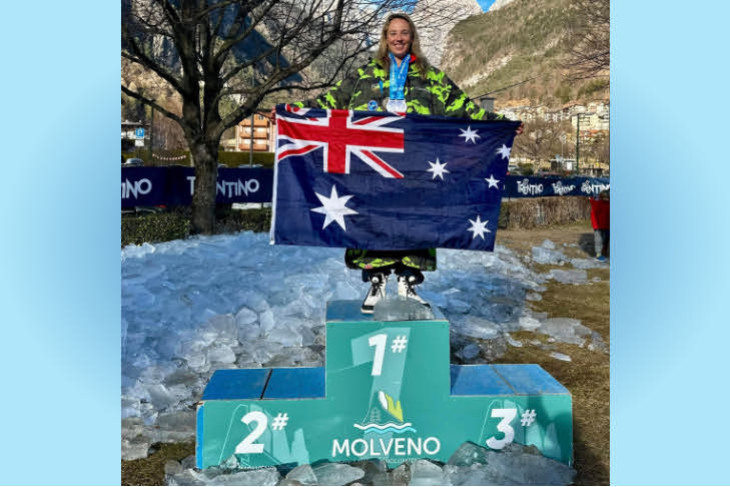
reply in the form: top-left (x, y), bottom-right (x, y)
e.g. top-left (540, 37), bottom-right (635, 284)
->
top-left (121, 166), bottom-right (272, 207)
top-left (121, 167), bottom-right (608, 207)
top-left (504, 176), bottom-right (610, 198)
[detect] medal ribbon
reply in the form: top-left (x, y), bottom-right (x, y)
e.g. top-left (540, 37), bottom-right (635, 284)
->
top-left (388, 53), bottom-right (410, 100)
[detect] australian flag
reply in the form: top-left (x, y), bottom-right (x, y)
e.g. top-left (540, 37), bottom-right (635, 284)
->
top-left (271, 105), bottom-right (520, 251)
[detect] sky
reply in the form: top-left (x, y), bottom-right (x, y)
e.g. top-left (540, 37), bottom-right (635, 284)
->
top-left (477, 0), bottom-right (497, 11)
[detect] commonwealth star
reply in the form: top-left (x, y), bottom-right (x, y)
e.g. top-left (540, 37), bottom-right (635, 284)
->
top-left (311, 185), bottom-right (358, 231)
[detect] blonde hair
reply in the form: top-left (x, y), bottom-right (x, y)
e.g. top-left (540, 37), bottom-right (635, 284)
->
top-left (376, 13), bottom-right (429, 74)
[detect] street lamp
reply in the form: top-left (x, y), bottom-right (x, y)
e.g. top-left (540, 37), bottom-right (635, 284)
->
top-left (575, 113), bottom-right (590, 175)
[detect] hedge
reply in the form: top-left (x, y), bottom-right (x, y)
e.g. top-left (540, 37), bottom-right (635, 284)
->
top-left (122, 198), bottom-right (592, 246)
top-left (499, 196), bottom-right (591, 230)
top-left (122, 150), bottom-right (275, 169)
top-left (122, 206), bottom-right (272, 247)
top-left (219, 151), bottom-right (275, 168)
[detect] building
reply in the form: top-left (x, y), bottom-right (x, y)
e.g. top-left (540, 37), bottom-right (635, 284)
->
top-left (476, 95), bottom-right (495, 113)
top-left (570, 112), bottom-right (609, 132)
top-left (236, 111), bottom-right (276, 152)
top-left (122, 120), bottom-right (149, 152)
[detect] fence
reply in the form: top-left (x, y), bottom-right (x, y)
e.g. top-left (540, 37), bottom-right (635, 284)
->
top-left (121, 166), bottom-right (609, 207)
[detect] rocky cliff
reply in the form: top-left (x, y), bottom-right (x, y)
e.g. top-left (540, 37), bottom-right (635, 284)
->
top-left (438, 0), bottom-right (608, 109)
top-left (412, 0), bottom-right (483, 67)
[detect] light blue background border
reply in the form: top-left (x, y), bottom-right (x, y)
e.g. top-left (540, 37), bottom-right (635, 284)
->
top-left (611, 0), bottom-right (730, 485)
top-left (1, 0), bottom-right (729, 485)
top-left (0, 0), bottom-right (120, 484)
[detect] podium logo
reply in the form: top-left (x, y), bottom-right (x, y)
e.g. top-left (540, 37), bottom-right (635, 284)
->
top-left (331, 391), bottom-right (441, 458)
top-left (353, 421), bottom-right (416, 435)
top-left (377, 390), bottom-right (403, 421)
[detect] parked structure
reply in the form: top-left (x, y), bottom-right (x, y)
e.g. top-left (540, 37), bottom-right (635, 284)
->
top-left (476, 95), bottom-right (495, 113)
top-left (235, 111), bottom-right (276, 152)
top-left (121, 120), bottom-right (149, 152)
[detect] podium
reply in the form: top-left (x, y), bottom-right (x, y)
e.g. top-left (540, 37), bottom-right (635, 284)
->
top-left (196, 300), bottom-right (572, 469)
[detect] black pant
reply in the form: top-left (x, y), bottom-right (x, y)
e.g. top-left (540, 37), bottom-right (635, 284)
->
top-left (361, 264), bottom-right (424, 284)
top-left (344, 248), bottom-right (436, 272)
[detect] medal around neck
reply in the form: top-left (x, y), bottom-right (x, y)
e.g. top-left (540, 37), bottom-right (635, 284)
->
top-left (384, 98), bottom-right (407, 114)
top-left (388, 53), bottom-right (410, 101)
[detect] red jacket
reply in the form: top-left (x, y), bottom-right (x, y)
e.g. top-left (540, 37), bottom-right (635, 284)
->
top-left (590, 198), bottom-right (610, 230)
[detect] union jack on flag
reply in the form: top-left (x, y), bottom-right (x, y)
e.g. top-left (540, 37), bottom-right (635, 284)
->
top-left (276, 105), bottom-right (406, 178)
top-left (271, 105), bottom-right (520, 251)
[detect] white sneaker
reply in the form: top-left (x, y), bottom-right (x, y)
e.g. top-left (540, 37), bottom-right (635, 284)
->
top-left (361, 273), bottom-right (388, 314)
top-left (397, 275), bottom-right (430, 308)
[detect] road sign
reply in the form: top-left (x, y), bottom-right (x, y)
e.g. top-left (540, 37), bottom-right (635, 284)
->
top-left (135, 139), bottom-right (145, 147)
top-left (135, 127), bottom-right (145, 139)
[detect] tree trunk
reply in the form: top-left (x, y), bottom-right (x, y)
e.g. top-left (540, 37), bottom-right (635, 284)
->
top-left (190, 140), bottom-right (219, 235)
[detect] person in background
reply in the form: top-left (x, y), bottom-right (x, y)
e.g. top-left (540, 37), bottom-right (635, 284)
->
top-left (589, 190), bottom-right (610, 261)
top-left (275, 13), bottom-right (523, 313)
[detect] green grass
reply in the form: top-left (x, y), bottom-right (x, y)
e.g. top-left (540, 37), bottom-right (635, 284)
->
top-left (496, 224), bottom-right (609, 485)
top-left (122, 442), bottom-right (195, 486)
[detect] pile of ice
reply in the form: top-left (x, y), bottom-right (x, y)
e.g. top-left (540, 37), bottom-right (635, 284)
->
top-left (531, 239), bottom-right (569, 266)
top-left (122, 232), bottom-right (607, 461)
top-left (530, 239), bottom-right (608, 278)
top-left (163, 442), bottom-right (576, 486)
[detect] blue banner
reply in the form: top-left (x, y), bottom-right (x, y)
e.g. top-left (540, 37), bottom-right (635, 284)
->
top-left (271, 106), bottom-right (519, 251)
top-left (121, 166), bottom-right (273, 207)
top-left (120, 166), bottom-right (608, 207)
top-left (503, 175), bottom-right (610, 198)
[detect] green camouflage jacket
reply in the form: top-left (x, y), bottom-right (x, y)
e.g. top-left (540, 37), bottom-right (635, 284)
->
top-left (296, 58), bottom-right (504, 120)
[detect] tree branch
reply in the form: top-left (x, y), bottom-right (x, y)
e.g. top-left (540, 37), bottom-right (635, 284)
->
top-left (213, 1), bottom-right (278, 66)
top-left (121, 85), bottom-right (185, 127)
top-left (122, 25), bottom-right (187, 96)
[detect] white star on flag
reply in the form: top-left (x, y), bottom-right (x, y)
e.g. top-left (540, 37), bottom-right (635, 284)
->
top-left (496, 144), bottom-right (511, 159)
top-left (459, 126), bottom-right (481, 144)
top-left (311, 185), bottom-right (358, 231)
top-left (485, 174), bottom-right (500, 188)
top-left (467, 215), bottom-right (491, 240)
top-left (427, 158), bottom-right (450, 180)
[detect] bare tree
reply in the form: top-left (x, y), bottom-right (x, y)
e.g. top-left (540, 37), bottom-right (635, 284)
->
top-left (584, 131), bottom-right (609, 164)
top-left (512, 118), bottom-right (569, 166)
top-left (154, 102), bottom-right (189, 153)
top-left (122, 0), bottom-right (470, 234)
top-left (564, 0), bottom-right (609, 81)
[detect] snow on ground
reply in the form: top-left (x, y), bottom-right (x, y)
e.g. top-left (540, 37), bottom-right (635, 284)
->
top-left (121, 231), bottom-right (605, 482)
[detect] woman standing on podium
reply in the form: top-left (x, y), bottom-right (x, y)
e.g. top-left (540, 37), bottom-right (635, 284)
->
top-left (276, 13), bottom-right (523, 313)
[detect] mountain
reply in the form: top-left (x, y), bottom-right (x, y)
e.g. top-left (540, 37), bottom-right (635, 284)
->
top-left (487, 0), bottom-right (518, 12)
top-left (413, 0), bottom-right (483, 67)
top-left (440, 0), bottom-right (609, 109)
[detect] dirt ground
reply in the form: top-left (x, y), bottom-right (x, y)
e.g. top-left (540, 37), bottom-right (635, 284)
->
top-left (122, 222), bottom-right (609, 486)
top-left (496, 223), bottom-right (610, 485)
